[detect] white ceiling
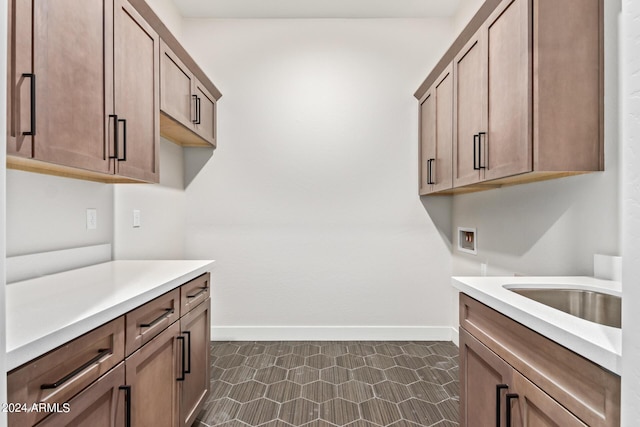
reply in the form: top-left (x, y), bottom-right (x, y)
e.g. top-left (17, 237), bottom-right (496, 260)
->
top-left (173, 0), bottom-right (462, 19)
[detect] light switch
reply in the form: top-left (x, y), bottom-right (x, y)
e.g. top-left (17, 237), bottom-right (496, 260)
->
top-left (86, 209), bottom-right (97, 230)
top-left (133, 210), bottom-right (141, 228)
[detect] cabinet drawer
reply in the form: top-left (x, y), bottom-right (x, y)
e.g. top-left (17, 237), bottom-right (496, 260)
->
top-left (180, 273), bottom-right (210, 315)
top-left (126, 288), bottom-right (180, 356)
top-left (35, 363), bottom-right (126, 427)
top-left (8, 318), bottom-right (125, 427)
top-left (460, 293), bottom-right (620, 427)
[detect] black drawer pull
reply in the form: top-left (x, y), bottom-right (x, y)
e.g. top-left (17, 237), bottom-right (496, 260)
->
top-left (109, 114), bottom-right (119, 159)
top-left (183, 331), bottom-right (192, 374)
top-left (195, 96), bottom-right (201, 124)
top-left (177, 336), bottom-right (186, 381)
top-left (140, 308), bottom-right (174, 328)
top-left (187, 287), bottom-right (208, 299)
top-left (427, 158), bottom-right (436, 185)
top-left (496, 384), bottom-right (508, 427)
top-left (473, 133), bottom-right (480, 170)
top-left (40, 348), bottom-right (111, 389)
top-left (119, 385), bottom-right (131, 427)
top-left (192, 94), bottom-right (198, 124)
top-left (478, 132), bottom-right (486, 169)
top-left (22, 73), bottom-right (36, 136)
top-left (118, 118), bottom-right (127, 161)
top-left (506, 393), bottom-right (519, 427)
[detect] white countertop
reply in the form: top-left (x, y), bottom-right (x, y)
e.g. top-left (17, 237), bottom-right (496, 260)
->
top-left (452, 276), bottom-right (621, 375)
top-left (6, 260), bottom-right (215, 371)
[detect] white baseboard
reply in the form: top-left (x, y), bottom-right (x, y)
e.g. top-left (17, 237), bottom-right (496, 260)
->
top-left (211, 326), bottom-right (458, 342)
top-left (451, 327), bottom-right (459, 347)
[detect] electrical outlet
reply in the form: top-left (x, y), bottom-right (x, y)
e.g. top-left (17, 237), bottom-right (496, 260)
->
top-left (86, 209), bottom-right (97, 230)
top-left (133, 209), bottom-right (141, 228)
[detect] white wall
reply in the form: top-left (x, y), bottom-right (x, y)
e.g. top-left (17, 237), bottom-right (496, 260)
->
top-left (180, 18), bottom-right (455, 340)
top-left (451, 0), bottom-right (621, 278)
top-left (452, 0), bottom-right (484, 36)
top-left (6, 171), bottom-right (114, 256)
top-left (146, 0), bottom-right (183, 40)
top-left (113, 139), bottom-right (186, 260)
top-left (621, 0), bottom-right (640, 423)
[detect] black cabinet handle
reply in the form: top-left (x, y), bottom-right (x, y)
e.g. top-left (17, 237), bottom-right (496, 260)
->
top-left (183, 331), bottom-right (192, 374)
top-left (478, 132), bottom-right (486, 169)
top-left (118, 119), bottom-right (127, 161)
top-left (506, 393), bottom-right (519, 427)
top-left (496, 384), bottom-right (508, 427)
top-left (473, 134), bottom-right (479, 170)
top-left (109, 115), bottom-right (119, 159)
top-left (119, 385), bottom-right (131, 427)
top-left (196, 96), bottom-right (201, 124)
top-left (22, 73), bottom-right (36, 136)
top-left (41, 348), bottom-right (111, 389)
top-left (177, 336), bottom-right (186, 381)
top-left (140, 308), bottom-right (174, 328)
top-left (192, 94), bottom-right (198, 124)
top-left (427, 159), bottom-right (435, 185)
top-left (187, 287), bottom-right (208, 300)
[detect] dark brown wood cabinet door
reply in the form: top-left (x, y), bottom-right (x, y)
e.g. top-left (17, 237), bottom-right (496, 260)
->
top-left (35, 363), bottom-right (126, 427)
top-left (26, 0), bottom-right (113, 173)
top-left (419, 90), bottom-right (435, 195)
top-left (114, 0), bottom-right (159, 183)
top-left (453, 28), bottom-right (486, 187)
top-left (483, 0), bottom-right (532, 181)
top-left (509, 370), bottom-right (587, 427)
top-left (460, 328), bottom-right (513, 427)
top-left (179, 299), bottom-right (211, 427)
top-left (160, 40), bottom-right (195, 129)
top-left (126, 321), bottom-right (180, 427)
top-left (7, 0), bottom-right (34, 158)
top-left (193, 80), bottom-right (216, 147)
top-left (433, 64), bottom-right (454, 193)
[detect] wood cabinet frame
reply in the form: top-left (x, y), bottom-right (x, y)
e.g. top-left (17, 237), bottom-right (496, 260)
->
top-left (7, 274), bottom-right (212, 427)
top-left (6, 0), bottom-right (221, 183)
top-left (159, 41), bottom-right (217, 148)
top-left (459, 293), bottom-right (620, 427)
top-left (419, 64), bottom-right (453, 195)
top-left (417, 0), bottom-right (604, 195)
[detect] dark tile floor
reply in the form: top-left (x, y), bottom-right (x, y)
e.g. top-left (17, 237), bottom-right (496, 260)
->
top-left (195, 341), bottom-right (460, 427)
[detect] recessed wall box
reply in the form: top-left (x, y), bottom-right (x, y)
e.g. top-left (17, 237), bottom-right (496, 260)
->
top-left (458, 227), bottom-right (477, 255)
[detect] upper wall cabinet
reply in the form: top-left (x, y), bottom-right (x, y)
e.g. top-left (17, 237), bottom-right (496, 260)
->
top-left (419, 64), bottom-right (453, 195)
top-left (6, 0), bottom-right (221, 183)
top-left (415, 0), bottom-right (604, 195)
top-left (113, 0), bottom-right (160, 183)
top-left (160, 42), bottom-right (217, 148)
top-left (7, 0), bottom-right (116, 179)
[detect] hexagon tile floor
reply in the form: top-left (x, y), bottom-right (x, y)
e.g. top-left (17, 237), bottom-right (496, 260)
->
top-left (195, 341), bottom-right (460, 427)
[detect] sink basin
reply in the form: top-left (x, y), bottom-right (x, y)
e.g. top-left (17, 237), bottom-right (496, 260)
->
top-left (508, 288), bottom-right (621, 328)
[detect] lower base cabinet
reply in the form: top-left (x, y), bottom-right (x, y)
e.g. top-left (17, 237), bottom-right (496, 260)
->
top-left (179, 299), bottom-right (211, 427)
top-left (459, 293), bottom-right (620, 427)
top-left (460, 329), bottom-right (585, 427)
top-left (7, 273), bottom-right (211, 427)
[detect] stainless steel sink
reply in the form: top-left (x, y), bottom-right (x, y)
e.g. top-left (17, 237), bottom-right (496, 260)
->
top-left (508, 288), bottom-right (621, 328)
